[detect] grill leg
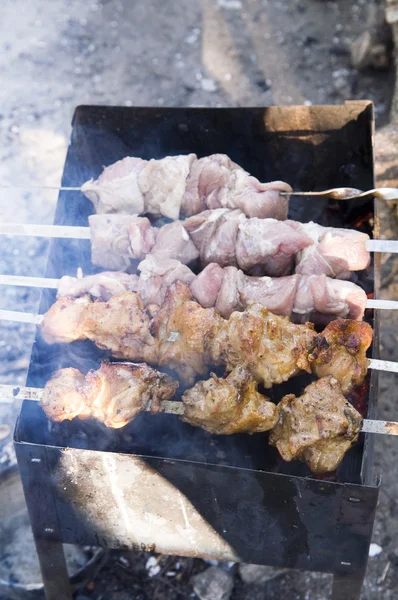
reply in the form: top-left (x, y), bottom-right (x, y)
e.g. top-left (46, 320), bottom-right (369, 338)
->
top-left (34, 538), bottom-right (73, 600)
top-left (331, 568), bottom-right (366, 600)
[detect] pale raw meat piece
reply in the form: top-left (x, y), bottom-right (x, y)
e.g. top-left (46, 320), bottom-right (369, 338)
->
top-left (128, 216), bottom-right (158, 258)
top-left (89, 214), bottom-right (137, 270)
top-left (215, 266), bottom-right (245, 317)
top-left (150, 221), bottom-right (199, 264)
top-left (292, 221), bottom-right (370, 279)
top-left (236, 218), bottom-right (313, 276)
top-left (82, 157), bottom-right (146, 214)
top-left (57, 272), bottom-right (140, 301)
top-left (137, 256), bottom-right (195, 306)
top-left (139, 154), bottom-right (196, 220)
top-left (292, 274), bottom-right (367, 324)
top-left (190, 263), bottom-right (225, 308)
top-left (239, 273), bottom-right (301, 318)
top-left (182, 154), bottom-right (291, 219)
top-left (183, 208), bottom-right (246, 267)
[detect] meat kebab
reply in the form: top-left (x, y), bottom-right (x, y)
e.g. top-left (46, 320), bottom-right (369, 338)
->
top-left (39, 363), bottom-right (362, 474)
top-left (57, 257), bottom-right (368, 323)
top-left (88, 210), bottom-right (370, 279)
top-left (40, 281), bottom-right (373, 390)
top-left (81, 153), bottom-right (292, 220)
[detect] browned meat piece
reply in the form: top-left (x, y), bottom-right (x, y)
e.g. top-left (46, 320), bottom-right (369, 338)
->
top-left (308, 319), bottom-right (373, 394)
top-left (40, 367), bottom-right (90, 422)
top-left (41, 295), bottom-right (92, 344)
top-left (40, 362), bottom-right (178, 428)
top-left (269, 376), bottom-right (363, 473)
top-left (151, 281), bottom-right (224, 385)
top-left (213, 304), bottom-right (316, 388)
top-left (42, 292), bottom-right (158, 364)
top-left (84, 362), bottom-right (178, 426)
top-left (182, 366), bottom-right (278, 434)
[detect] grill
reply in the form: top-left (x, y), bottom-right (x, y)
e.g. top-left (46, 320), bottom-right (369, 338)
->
top-left (14, 102), bottom-right (380, 600)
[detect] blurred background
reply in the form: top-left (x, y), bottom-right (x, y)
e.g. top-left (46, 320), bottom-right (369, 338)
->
top-left (0, 1), bottom-right (398, 599)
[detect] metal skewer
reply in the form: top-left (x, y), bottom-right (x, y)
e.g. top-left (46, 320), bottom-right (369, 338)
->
top-left (0, 222), bottom-right (397, 254)
top-left (1, 185), bottom-right (397, 202)
top-left (280, 187), bottom-right (398, 201)
top-left (0, 383), bottom-right (184, 414)
top-left (0, 382), bottom-right (395, 435)
top-left (0, 274), bottom-right (397, 312)
top-left (0, 185), bottom-right (81, 191)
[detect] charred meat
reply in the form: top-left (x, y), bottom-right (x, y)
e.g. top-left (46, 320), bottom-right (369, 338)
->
top-left (309, 319), bottom-right (373, 394)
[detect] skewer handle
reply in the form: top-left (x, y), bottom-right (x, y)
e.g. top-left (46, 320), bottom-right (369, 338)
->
top-left (0, 275), bottom-right (59, 289)
top-left (362, 419), bottom-right (398, 435)
top-left (366, 240), bottom-right (398, 253)
top-left (368, 358), bottom-right (398, 373)
top-left (0, 309), bottom-right (43, 324)
top-left (0, 185), bottom-right (81, 191)
top-left (0, 223), bottom-right (91, 239)
top-left (0, 383), bottom-right (185, 415)
top-left (280, 187), bottom-right (398, 201)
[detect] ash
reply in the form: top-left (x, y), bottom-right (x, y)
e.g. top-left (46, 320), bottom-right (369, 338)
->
top-left (0, 0), bottom-right (398, 599)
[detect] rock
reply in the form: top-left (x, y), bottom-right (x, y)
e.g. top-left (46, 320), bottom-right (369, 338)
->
top-left (239, 563), bottom-right (288, 585)
top-left (191, 566), bottom-right (234, 600)
top-left (351, 2), bottom-right (392, 70)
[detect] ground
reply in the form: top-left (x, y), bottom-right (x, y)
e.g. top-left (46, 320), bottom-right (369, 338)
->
top-left (0, 0), bottom-right (397, 598)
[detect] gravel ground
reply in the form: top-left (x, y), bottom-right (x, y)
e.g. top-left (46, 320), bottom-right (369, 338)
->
top-left (0, 1), bottom-right (397, 598)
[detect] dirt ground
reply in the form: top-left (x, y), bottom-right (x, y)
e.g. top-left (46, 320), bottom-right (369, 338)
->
top-left (0, 0), bottom-right (398, 598)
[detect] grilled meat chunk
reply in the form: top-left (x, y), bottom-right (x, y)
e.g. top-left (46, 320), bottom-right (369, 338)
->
top-left (309, 319), bottom-right (373, 394)
top-left (269, 376), bottom-right (363, 473)
top-left (42, 292), bottom-right (158, 364)
top-left (40, 362), bottom-right (178, 428)
top-left (213, 304), bottom-right (316, 388)
top-left (41, 367), bottom-right (90, 422)
top-left (182, 366), bottom-right (278, 434)
top-left (151, 281), bottom-right (224, 384)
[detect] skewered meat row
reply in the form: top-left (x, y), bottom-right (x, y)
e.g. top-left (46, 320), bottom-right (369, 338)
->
top-left (41, 281), bottom-right (373, 391)
top-left (42, 361), bottom-right (178, 428)
top-left (58, 257), bottom-right (368, 323)
top-left (81, 153), bottom-right (292, 220)
top-left (89, 210), bottom-right (370, 279)
top-left (40, 362), bottom-right (362, 473)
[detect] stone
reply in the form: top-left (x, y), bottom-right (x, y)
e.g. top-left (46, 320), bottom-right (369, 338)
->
top-left (239, 563), bottom-right (289, 585)
top-left (191, 566), bottom-right (234, 600)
